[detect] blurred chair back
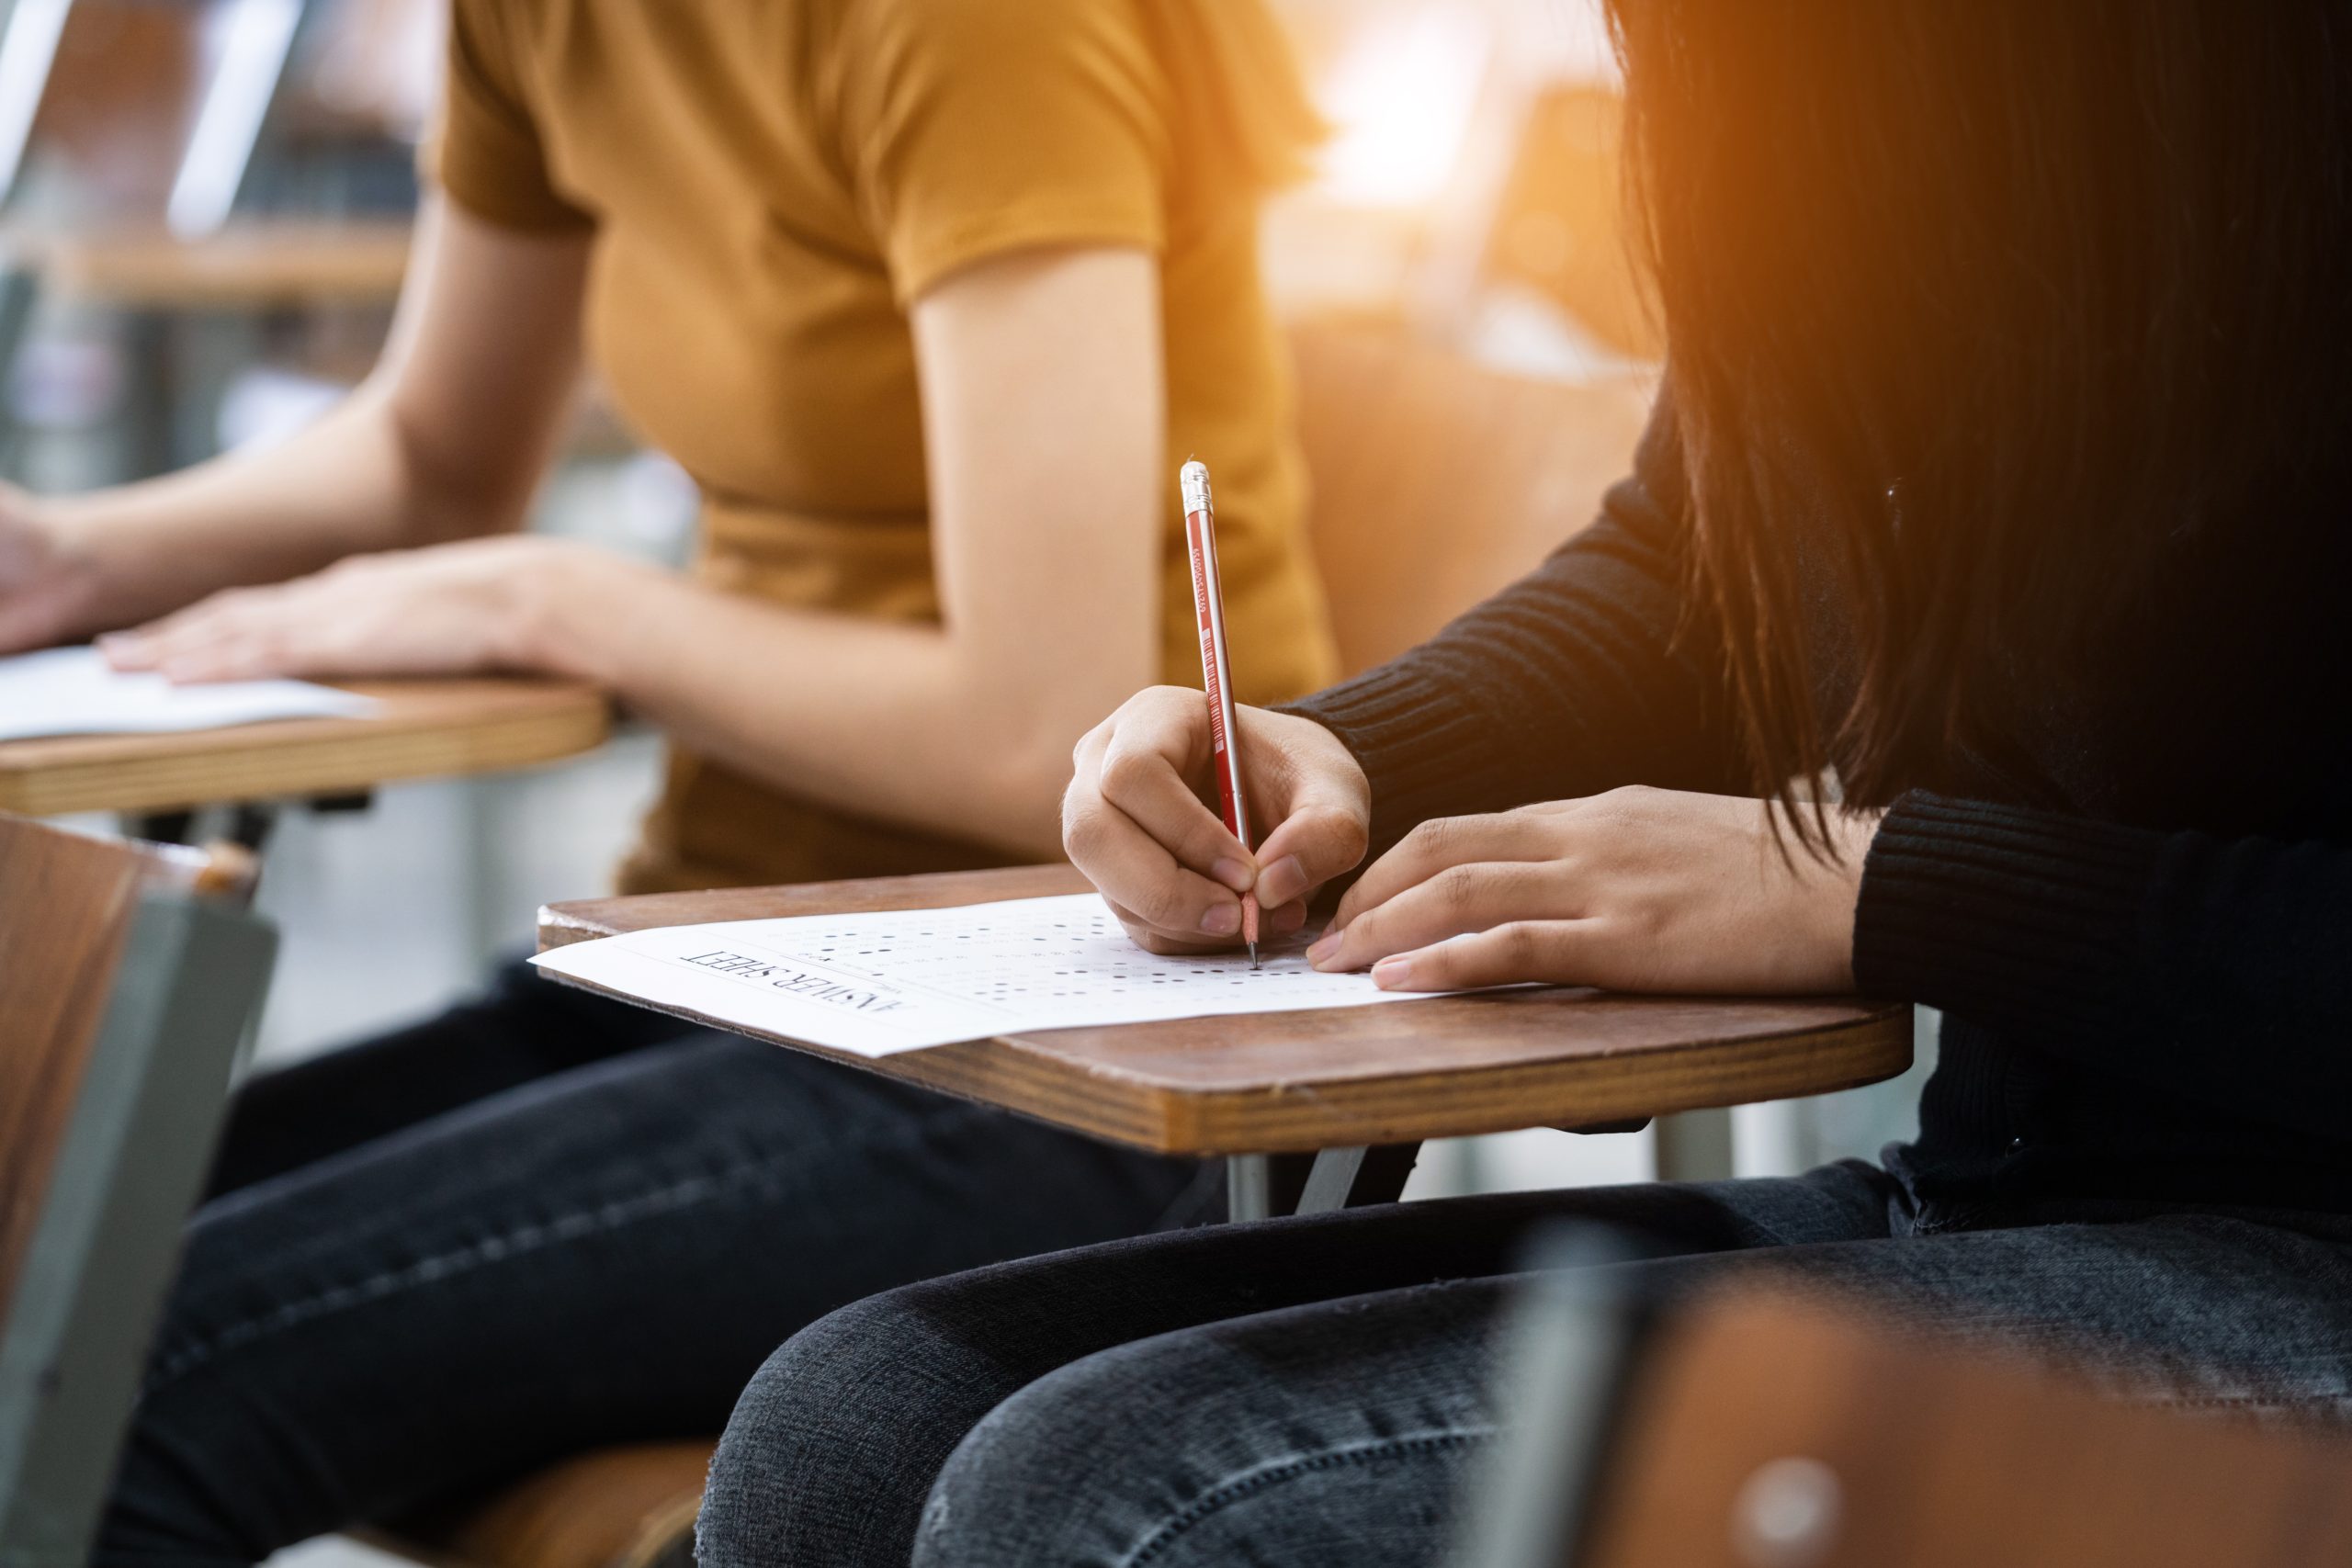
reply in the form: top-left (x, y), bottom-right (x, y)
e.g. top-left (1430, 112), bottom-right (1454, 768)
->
top-left (0, 812), bottom-right (275, 1567)
top-left (1289, 320), bottom-right (1654, 677)
top-left (1462, 1280), bottom-right (2352, 1568)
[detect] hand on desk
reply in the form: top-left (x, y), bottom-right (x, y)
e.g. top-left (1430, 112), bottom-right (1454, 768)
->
top-left (1312, 788), bottom-right (1880, 995)
top-left (97, 535), bottom-right (616, 683)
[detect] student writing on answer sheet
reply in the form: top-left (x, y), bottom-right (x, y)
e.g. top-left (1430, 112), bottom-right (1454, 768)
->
top-left (0, 4), bottom-right (1340, 1563)
top-left (692, 5), bottom-right (2352, 1563)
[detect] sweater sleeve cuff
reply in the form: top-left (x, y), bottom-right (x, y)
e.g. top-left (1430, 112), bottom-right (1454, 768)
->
top-left (1275, 663), bottom-right (1498, 857)
top-left (1853, 791), bottom-right (2159, 1030)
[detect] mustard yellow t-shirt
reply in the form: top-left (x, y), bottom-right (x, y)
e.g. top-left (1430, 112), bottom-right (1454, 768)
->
top-left (429, 0), bottom-right (1340, 893)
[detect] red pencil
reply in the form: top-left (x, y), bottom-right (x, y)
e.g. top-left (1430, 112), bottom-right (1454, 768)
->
top-left (1181, 459), bottom-right (1260, 966)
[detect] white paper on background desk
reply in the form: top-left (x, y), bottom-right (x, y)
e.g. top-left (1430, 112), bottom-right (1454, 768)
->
top-left (0, 646), bottom-right (379, 741)
top-left (531, 892), bottom-right (1438, 1056)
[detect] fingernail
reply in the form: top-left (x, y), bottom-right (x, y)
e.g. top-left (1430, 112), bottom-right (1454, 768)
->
top-left (1372, 955), bottom-right (1417, 990)
top-left (1199, 903), bottom-right (1241, 937)
top-left (1210, 857), bottom-right (1254, 893)
top-left (1306, 929), bottom-right (1342, 966)
top-left (1272, 901), bottom-right (1309, 934)
top-left (1257, 855), bottom-right (1307, 908)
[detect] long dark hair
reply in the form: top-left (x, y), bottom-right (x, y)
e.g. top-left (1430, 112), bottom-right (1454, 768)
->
top-left (1604, 2), bottom-right (2352, 829)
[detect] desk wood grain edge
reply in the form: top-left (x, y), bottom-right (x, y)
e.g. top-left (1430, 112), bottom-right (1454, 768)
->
top-left (0, 683), bottom-right (610, 816)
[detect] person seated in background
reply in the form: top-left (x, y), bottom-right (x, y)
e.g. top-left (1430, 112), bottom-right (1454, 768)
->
top-left (0, 1), bottom-right (1339, 1562)
top-left (695, 3), bottom-right (2352, 1564)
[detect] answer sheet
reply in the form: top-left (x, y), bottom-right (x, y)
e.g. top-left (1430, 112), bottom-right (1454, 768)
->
top-left (531, 892), bottom-right (1435, 1055)
top-left (0, 646), bottom-right (379, 741)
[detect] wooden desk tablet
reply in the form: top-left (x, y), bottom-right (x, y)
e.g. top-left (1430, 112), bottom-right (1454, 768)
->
top-left (8, 220), bottom-right (413, 311)
top-left (537, 865), bottom-right (1912, 1159)
top-left (0, 677), bottom-right (610, 817)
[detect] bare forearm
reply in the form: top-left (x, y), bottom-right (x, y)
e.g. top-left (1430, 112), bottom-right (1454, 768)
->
top-left (45, 386), bottom-right (524, 636)
top-left (537, 558), bottom-right (1151, 859)
top-left (41, 200), bottom-right (586, 641)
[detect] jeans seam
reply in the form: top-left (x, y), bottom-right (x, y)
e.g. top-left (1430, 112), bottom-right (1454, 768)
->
top-left (1114, 1426), bottom-right (1501, 1568)
top-left (2148, 1390), bottom-right (2352, 1414)
top-left (146, 1103), bottom-right (1001, 1396)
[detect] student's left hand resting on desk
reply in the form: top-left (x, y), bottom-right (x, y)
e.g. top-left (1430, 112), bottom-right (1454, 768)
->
top-left (96, 534), bottom-right (628, 682)
top-left (1315, 787), bottom-right (1880, 995)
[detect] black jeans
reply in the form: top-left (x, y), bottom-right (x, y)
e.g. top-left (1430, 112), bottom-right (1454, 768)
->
top-left (96, 963), bottom-right (1216, 1568)
top-left (697, 1162), bottom-right (2352, 1567)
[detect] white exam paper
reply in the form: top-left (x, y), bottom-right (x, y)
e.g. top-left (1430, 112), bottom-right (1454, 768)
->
top-left (530, 892), bottom-right (1436, 1056)
top-left (0, 646), bottom-right (379, 741)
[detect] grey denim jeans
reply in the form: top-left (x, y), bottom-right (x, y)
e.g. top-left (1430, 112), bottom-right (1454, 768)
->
top-left (96, 963), bottom-right (1217, 1568)
top-left (697, 1160), bottom-right (2352, 1568)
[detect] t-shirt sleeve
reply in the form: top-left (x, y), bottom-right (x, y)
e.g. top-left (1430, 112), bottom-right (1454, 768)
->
top-left (421, 0), bottom-right (593, 231)
top-left (836, 0), bottom-right (1170, 304)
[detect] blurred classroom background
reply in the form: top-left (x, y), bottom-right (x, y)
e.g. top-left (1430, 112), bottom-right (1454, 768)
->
top-left (7, 0), bottom-right (1929, 1317)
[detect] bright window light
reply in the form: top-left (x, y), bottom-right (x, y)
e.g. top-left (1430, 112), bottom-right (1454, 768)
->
top-left (1314, 6), bottom-right (1492, 209)
top-left (167, 0), bottom-right (300, 237)
top-left (0, 0), bottom-right (73, 204)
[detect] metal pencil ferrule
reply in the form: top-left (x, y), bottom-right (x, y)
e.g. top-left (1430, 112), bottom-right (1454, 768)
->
top-left (1180, 460), bottom-right (1213, 517)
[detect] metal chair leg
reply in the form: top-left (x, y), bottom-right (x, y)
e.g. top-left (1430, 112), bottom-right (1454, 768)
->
top-left (1226, 1142), bottom-right (1422, 1222)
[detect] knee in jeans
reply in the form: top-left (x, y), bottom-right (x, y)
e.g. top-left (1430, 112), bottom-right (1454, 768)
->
top-left (914, 1326), bottom-right (1491, 1568)
top-left (698, 1324), bottom-right (850, 1567)
top-left (699, 1289), bottom-right (961, 1568)
top-left (913, 1348), bottom-right (1182, 1568)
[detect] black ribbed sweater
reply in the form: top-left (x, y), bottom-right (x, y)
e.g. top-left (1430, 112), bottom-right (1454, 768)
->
top-left (1286, 394), bottom-right (2352, 1223)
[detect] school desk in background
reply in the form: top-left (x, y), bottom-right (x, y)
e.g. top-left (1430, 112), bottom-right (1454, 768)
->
top-left (0, 647), bottom-right (608, 837)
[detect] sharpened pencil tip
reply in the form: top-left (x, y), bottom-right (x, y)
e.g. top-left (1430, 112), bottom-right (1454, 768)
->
top-left (1249, 942), bottom-right (1260, 969)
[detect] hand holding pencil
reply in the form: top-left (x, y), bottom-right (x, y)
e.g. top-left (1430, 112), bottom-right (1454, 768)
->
top-left (1063, 459), bottom-right (1373, 956)
top-left (1065, 685), bottom-right (1371, 955)
top-left (1179, 460), bottom-right (1261, 964)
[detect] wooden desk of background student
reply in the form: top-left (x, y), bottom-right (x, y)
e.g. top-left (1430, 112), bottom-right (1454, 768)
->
top-left (0, 676), bottom-right (608, 819)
